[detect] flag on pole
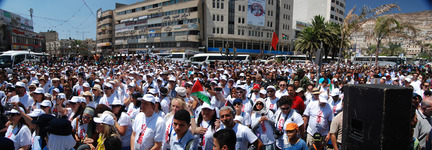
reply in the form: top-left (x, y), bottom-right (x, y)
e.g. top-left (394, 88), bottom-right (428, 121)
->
top-left (191, 80), bottom-right (210, 105)
top-left (271, 32), bottom-right (279, 50)
top-left (282, 33), bottom-right (288, 40)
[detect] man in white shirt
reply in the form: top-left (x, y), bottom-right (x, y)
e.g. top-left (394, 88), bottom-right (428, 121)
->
top-left (411, 73), bottom-right (422, 93)
top-left (219, 106), bottom-right (263, 150)
top-left (131, 94), bottom-right (166, 150)
top-left (303, 96), bottom-right (334, 147)
top-left (10, 82), bottom-right (34, 112)
top-left (275, 81), bottom-right (288, 98)
top-left (98, 83), bottom-right (116, 107)
top-left (265, 86), bottom-right (279, 112)
top-left (235, 86), bottom-right (253, 115)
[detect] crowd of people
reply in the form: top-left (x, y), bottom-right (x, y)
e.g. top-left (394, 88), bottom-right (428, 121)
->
top-left (0, 54), bottom-right (429, 150)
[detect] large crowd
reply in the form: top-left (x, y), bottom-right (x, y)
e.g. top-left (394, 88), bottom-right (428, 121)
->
top-left (0, 54), bottom-right (430, 150)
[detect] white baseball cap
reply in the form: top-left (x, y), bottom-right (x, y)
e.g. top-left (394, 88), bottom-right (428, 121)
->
top-left (319, 96), bottom-right (328, 103)
top-left (41, 100), bottom-right (52, 107)
top-left (143, 94), bottom-right (155, 104)
top-left (33, 88), bottom-right (45, 94)
top-left (259, 89), bottom-right (267, 95)
top-left (168, 77), bottom-right (176, 81)
top-left (28, 109), bottom-right (45, 117)
top-left (93, 113), bottom-right (115, 126)
top-left (329, 89), bottom-right (340, 97)
top-left (103, 83), bottom-right (113, 89)
top-left (175, 87), bottom-right (187, 97)
top-left (83, 83), bottom-right (90, 88)
top-left (57, 93), bottom-right (66, 99)
top-left (110, 97), bottom-right (123, 106)
top-left (15, 82), bottom-right (25, 88)
top-left (69, 96), bottom-right (81, 103)
top-left (6, 107), bottom-right (25, 114)
top-left (201, 102), bottom-right (215, 110)
top-left (266, 86), bottom-right (276, 91)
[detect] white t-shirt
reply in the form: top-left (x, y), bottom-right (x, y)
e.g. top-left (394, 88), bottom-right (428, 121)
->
top-left (273, 109), bottom-right (304, 149)
top-left (71, 118), bottom-right (89, 141)
top-left (10, 94), bottom-right (34, 109)
top-left (98, 94), bottom-right (116, 107)
top-left (162, 115), bottom-right (174, 150)
top-left (126, 103), bottom-right (141, 120)
top-left (5, 125), bottom-right (32, 150)
top-left (160, 96), bottom-right (171, 114)
top-left (304, 101), bottom-right (334, 136)
top-left (118, 112), bottom-right (133, 147)
top-left (266, 97), bottom-right (279, 112)
top-left (132, 112), bottom-right (166, 150)
top-left (220, 123), bottom-right (258, 150)
top-left (236, 112), bottom-right (251, 126)
top-left (241, 98), bottom-right (253, 115)
top-left (329, 97), bottom-right (343, 116)
top-left (276, 89), bottom-right (288, 99)
top-left (196, 120), bottom-right (215, 150)
top-left (251, 110), bottom-right (275, 145)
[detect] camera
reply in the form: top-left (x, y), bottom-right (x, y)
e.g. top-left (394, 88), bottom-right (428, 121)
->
top-left (215, 87), bottom-right (222, 92)
top-left (5, 103), bottom-right (13, 111)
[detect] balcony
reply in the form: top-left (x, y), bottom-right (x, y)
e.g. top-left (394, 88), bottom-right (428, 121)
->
top-left (97, 19), bottom-right (113, 26)
top-left (97, 34), bottom-right (113, 40)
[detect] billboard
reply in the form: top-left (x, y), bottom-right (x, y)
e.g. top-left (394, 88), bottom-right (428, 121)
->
top-left (247, 0), bottom-right (265, 26)
top-left (0, 9), bottom-right (33, 31)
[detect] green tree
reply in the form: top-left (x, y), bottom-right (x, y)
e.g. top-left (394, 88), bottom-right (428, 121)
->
top-left (65, 40), bottom-right (91, 56)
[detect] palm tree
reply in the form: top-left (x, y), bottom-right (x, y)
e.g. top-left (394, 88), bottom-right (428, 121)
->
top-left (65, 40), bottom-right (91, 56)
top-left (295, 15), bottom-right (334, 60)
top-left (372, 16), bottom-right (416, 66)
top-left (338, 4), bottom-right (401, 65)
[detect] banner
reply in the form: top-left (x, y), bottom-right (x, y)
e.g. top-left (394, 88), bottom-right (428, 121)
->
top-left (0, 9), bottom-right (33, 31)
top-left (247, 0), bottom-right (265, 26)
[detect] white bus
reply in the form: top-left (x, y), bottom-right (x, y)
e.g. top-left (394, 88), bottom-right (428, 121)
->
top-left (352, 56), bottom-right (403, 66)
top-left (0, 50), bottom-right (49, 68)
top-left (267, 55), bottom-right (308, 64)
top-left (190, 53), bottom-right (250, 65)
top-left (166, 52), bottom-right (197, 62)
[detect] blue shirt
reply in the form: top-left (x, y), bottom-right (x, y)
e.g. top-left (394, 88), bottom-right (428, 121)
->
top-left (283, 138), bottom-right (308, 150)
top-left (169, 130), bottom-right (198, 150)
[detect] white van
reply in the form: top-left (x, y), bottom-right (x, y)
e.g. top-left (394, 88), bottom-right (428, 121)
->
top-left (190, 53), bottom-right (250, 65)
top-left (166, 53), bottom-right (196, 62)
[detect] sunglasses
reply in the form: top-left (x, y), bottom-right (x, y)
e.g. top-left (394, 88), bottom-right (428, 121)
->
top-left (280, 107), bottom-right (290, 111)
top-left (256, 103), bottom-right (263, 106)
top-left (233, 102), bottom-right (242, 106)
top-left (69, 102), bottom-right (77, 105)
top-left (279, 84), bottom-right (286, 86)
top-left (7, 113), bottom-right (19, 117)
top-left (267, 90), bottom-right (275, 93)
top-left (236, 91), bottom-right (243, 93)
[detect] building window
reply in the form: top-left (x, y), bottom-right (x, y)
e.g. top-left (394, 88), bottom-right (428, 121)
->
top-left (242, 18), bottom-right (245, 23)
top-left (239, 5), bottom-right (241, 11)
top-left (213, 15), bottom-right (215, 21)
top-left (242, 30), bottom-right (244, 35)
top-left (213, 1), bottom-right (215, 8)
top-left (213, 28), bottom-right (215, 33)
top-left (242, 6), bottom-right (245, 11)
top-left (288, 15), bottom-right (290, 20)
top-left (217, 15), bottom-right (219, 21)
top-left (221, 15), bottom-right (224, 21)
top-left (217, 28), bottom-right (219, 34)
top-left (221, 3), bottom-right (224, 9)
top-left (238, 29), bottom-right (241, 35)
top-left (238, 17), bottom-right (241, 23)
top-left (217, 2), bottom-right (219, 8)
top-left (221, 28), bottom-right (224, 34)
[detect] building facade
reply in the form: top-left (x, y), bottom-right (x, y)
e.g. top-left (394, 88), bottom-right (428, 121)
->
top-left (100, 0), bottom-right (294, 56)
top-left (39, 30), bottom-right (58, 42)
top-left (0, 9), bottom-right (45, 52)
top-left (96, 9), bottom-right (115, 54)
top-left (292, 0), bottom-right (345, 39)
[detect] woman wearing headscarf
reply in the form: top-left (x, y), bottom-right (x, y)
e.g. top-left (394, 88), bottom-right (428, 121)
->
top-left (251, 98), bottom-right (276, 149)
top-left (72, 107), bottom-right (97, 148)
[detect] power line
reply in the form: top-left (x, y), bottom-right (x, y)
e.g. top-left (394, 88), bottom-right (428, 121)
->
top-left (82, 0), bottom-right (96, 17)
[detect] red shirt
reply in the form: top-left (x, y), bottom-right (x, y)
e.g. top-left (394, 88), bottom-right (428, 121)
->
top-left (291, 96), bottom-right (305, 115)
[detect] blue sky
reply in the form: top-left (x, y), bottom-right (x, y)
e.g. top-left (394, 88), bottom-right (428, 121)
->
top-left (0, 0), bottom-right (430, 40)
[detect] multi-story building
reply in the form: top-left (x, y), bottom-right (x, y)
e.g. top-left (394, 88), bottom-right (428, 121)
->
top-left (0, 9), bottom-right (45, 52)
top-left (96, 9), bottom-right (115, 54)
top-left (39, 30), bottom-right (58, 42)
top-left (292, 0), bottom-right (345, 39)
top-left (107, 0), bottom-right (294, 56)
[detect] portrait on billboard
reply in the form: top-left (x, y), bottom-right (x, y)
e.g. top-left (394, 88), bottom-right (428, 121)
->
top-left (247, 0), bottom-right (266, 26)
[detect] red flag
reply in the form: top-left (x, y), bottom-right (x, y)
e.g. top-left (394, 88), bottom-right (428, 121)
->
top-left (271, 32), bottom-right (279, 50)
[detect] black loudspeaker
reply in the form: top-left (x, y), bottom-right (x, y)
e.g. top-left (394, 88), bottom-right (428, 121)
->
top-left (342, 84), bottom-right (413, 150)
